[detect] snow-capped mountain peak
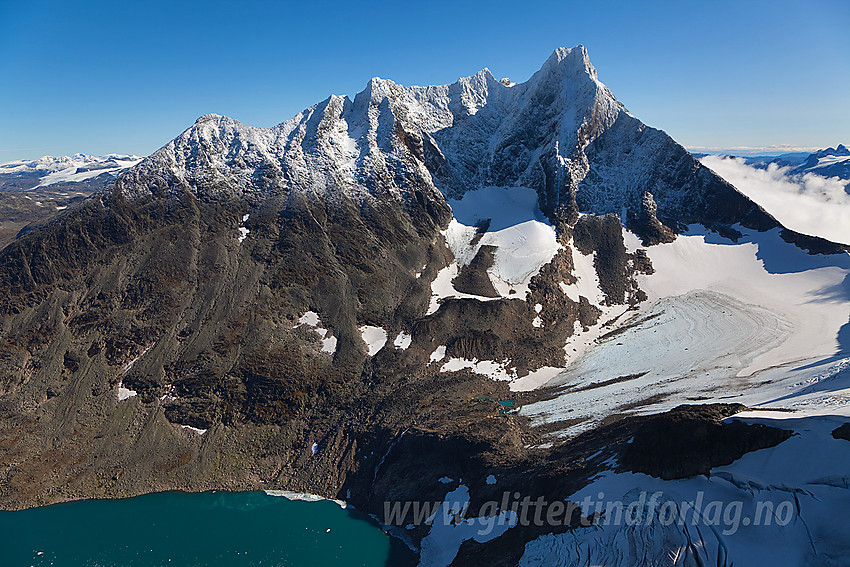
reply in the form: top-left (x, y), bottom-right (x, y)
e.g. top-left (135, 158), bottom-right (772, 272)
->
top-left (4, 46), bottom-right (850, 567)
top-left (816, 143), bottom-right (849, 157)
top-left (541, 44), bottom-right (594, 79)
top-left (116, 46), bottom-right (777, 247)
top-left (119, 47), bottom-right (637, 215)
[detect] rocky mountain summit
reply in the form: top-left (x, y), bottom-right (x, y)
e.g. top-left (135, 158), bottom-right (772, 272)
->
top-left (1, 47), bottom-right (849, 566)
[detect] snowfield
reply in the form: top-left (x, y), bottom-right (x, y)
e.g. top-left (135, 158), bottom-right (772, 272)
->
top-left (428, 186), bottom-right (561, 315)
top-left (523, 225), bottom-right (850, 436)
top-left (519, 413), bottom-right (850, 567)
top-left (0, 154), bottom-right (142, 187)
top-left (414, 148), bottom-right (850, 565)
top-left (639, 227), bottom-right (850, 374)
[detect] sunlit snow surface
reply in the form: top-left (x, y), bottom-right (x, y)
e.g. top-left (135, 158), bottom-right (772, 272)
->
top-left (237, 213), bottom-right (250, 243)
top-left (424, 187), bottom-right (579, 386)
top-left (116, 385), bottom-right (137, 401)
top-left (0, 154), bottom-right (142, 187)
top-left (519, 414), bottom-right (850, 566)
top-left (393, 332), bottom-right (413, 350)
top-left (425, 220), bottom-right (850, 567)
top-left (359, 325), bottom-right (388, 356)
top-left (431, 188), bottom-right (619, 388)
top-left (417, 181), bottom-right (850, 566)
top-left (294, 311), bottom-right (338, 354)
top-left (523, 225), bottom-right (850, 436)
top-left (428, 186), bottom-right (561, 316)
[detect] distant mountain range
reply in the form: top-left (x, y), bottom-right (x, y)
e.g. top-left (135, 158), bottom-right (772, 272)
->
top-left (790, 144), bottom-right (850, 179)
top-left (0, 154), bottom-right (141, 248)
top-left (0, 153), bottom-right (141, 191)
top-left (695, 144), bottom-right (850, 181)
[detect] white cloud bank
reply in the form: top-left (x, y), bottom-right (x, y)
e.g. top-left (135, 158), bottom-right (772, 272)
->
top-left (688, 145), bottom-right (821, 155)
top-left (700, 155), bottom-right (850, 245)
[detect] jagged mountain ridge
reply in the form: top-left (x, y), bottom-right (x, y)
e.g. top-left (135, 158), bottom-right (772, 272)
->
top-left (117, 46), bottom-right (782, 245)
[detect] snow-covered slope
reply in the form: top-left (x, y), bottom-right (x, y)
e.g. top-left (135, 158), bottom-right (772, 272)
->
top-left (520, 413), bottom-right (850, 567)
top-left (793, 144), bottom-right (850, 179)
top-left (0, 154), bottom-right (141, 189)
top-left (523, 224), bottom-right (850, 436)
top-left (435, 186), bottom-right (561, 307)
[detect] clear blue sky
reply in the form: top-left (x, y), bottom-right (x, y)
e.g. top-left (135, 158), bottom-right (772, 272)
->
top-left (1, 0), bottom-right (848, 161)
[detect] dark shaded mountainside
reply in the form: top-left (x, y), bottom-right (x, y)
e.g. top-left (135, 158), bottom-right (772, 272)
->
top-left (0, 47), bottom-right (841, 563)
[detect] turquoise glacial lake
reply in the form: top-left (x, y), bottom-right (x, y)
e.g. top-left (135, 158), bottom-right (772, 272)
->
top-left (0, 490), bottom-right (417, 566)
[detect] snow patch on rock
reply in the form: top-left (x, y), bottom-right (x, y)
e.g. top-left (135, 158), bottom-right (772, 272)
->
top-left (427, 261), bottom-right (503, 315)
top-left (393, 331), bottom-right (413, 350)
top-left (117, 385), bottom-right (137, 401)
top-left (297, 311), bottom-right (320, 327)
top-left (440, 357), bottom-right (517, 382)
top-left (294, 311), bottom-right (337, 354)
top-left (429, 346), bottom-right (447, 363)
top-left (359, 325), bottom-right (388, 356)
top-left (559, 242), bottom-right (603, 305)
top-left (320, 336), bottom-right (337, 354)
